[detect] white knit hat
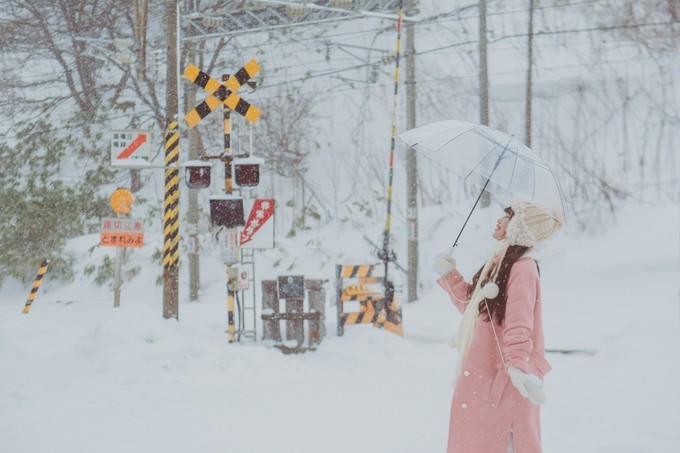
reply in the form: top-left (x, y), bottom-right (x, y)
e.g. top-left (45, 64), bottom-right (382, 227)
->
top-left (505, 199), bottom-right (565, 248)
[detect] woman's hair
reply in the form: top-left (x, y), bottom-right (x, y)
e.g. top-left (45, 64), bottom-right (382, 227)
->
top-left (467, 206), bottom-right (533, 325)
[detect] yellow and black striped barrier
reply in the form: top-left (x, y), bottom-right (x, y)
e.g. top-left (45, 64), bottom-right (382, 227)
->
top-left (336, 264), bottom-right (402, 337)
top-left (340, 264), bottom-right (381, 279)
top-left (341, 298), bottom-right (379, 326)
top-left (383, 286), bottom-right (403, 337)
top-left (183, 60), bottom-right (261, 128)
top-left (22, 259), bottom-right (49, 314)
top-left (163, 120), bottom-right (180, 319)
top-left (340, 285), bottom-right (383, 302)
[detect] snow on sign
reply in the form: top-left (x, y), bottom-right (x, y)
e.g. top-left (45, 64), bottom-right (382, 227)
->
top-left (110, 130), bottom-right (152, 168)
top-left (240, 199), bottom-right (275, 249)
top-left (100, 217), bottom-right (144, 248)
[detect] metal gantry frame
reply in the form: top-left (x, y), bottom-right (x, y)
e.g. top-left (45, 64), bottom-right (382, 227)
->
top-left (182, 0), bottom-right (413, 41)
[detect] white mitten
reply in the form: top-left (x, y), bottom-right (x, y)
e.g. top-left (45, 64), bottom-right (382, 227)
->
top-left (508, 367), bottom-right (546, 405)
top-left (434, 253), bottom-right (457, 276)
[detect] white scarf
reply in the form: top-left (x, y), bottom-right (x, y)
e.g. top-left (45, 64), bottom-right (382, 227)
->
top-left (450, 239), bottom-right (509, 374)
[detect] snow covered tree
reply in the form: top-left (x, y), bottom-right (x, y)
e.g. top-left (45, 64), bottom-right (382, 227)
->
top-left (0, 113), bottom-right (113, 283)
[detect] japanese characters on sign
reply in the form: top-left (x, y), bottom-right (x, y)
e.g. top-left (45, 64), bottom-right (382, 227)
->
top-left (240, 199), bottom-right (275, 249)
top-left (100, 217), bottom-right (144, 248)
top-left (110, 130), bottom-right (152, 167)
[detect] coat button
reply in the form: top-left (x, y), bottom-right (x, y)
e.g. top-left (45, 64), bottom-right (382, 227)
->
top-left (461, 403), bottom-right (468, 409)
top-left (463, 370), bottom-right (470, 377)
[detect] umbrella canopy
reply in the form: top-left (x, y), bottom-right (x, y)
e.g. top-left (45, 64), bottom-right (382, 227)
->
top-left (399, 120), bottom-right (566, 215)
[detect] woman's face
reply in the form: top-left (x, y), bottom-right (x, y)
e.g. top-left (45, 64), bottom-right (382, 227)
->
top-left (493, 208), bottom-right (513, 241)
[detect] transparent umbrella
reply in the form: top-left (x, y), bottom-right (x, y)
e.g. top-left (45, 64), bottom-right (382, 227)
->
top-left (399, 120), bottom-right (566, 247)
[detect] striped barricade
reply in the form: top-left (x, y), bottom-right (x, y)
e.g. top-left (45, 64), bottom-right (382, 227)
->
top-left (336, 264), bottom-right (403, 336)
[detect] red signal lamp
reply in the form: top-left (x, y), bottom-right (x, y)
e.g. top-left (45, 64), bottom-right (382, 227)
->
top-left (183, 160), bottom-right (212, 189)
top-left (233, 156), bottom-right (264, 187)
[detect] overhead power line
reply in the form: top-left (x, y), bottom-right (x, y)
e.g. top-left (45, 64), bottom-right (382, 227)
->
top-left (256, 19), bottom-right (679, 90)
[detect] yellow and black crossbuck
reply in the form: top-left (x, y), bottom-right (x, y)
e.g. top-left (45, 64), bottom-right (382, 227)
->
top-left (183, 59), bottom-right (261, 128)
top-left (336, 264), bottom-right (403, 337)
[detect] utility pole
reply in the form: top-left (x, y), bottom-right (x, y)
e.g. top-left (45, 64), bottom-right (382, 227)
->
top-left (163, 0), bottom-right (180, 319)
top-left (130, 0), bottom-right (149, 193)
top-left (405, 11), bottom-right (418, 303)
top-left (479, 0), bottom-right (491, 207)
top-left (187, 71), bottom-right (201, 302)
top-left (525, 0), bottom-right (535, 148)
top-left (479, 0), bottom-right (489, 127)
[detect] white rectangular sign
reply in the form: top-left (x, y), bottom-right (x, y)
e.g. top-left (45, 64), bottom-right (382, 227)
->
top-left (110, 129), bottom-right (152, 168)
top-left (101, 217), bottom-right (144, 233)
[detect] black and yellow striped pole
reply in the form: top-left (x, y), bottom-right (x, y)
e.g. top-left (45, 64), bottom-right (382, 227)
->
top-left (163, 120), bottom-right (180, 320)
top-left (22, 259), bottom-right (49, 314)
top-left (377, 2), bottom-right (404, 332)
top-left (222, 74), bottom-right (234, 194)
top-left (223, 73), bottom-right (237, 343)
top-left (380, 1), bottom-right (404, 283)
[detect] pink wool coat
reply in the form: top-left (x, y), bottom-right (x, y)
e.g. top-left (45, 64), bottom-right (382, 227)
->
top-left (436, 257), bottom-right (552, 453)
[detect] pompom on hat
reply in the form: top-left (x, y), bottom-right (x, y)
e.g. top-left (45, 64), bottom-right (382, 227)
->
top-left (505, 199), bottom-right (565, 248)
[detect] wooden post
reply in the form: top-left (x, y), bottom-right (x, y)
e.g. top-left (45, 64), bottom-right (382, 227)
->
top-left (306, 279), bottom-right (326, 347)
top-left (285, 298), bottom-right (304, 347)
top-left (336, 265), bottom-right (344, 336)
top-left (262, 280), bottom-right (280, 341)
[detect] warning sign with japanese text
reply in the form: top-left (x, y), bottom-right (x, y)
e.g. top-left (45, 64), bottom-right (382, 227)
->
top-left (100, 217), bottom-right (144, 248)
top-left (110, 130), bottom-right (152, 168)
top-left (240, 199), bottom-right (274, 249)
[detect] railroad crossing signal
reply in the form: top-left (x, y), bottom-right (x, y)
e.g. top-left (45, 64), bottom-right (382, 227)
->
top-left (183, 59), bottom-right (261, 127)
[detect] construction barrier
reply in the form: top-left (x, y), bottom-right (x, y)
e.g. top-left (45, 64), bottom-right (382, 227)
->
top-left (336, 264), bottom-right (403, 337)
top-left (22, 259), bottom-right (49, 314)
top-left (261, 277), bottom-right (327, 354)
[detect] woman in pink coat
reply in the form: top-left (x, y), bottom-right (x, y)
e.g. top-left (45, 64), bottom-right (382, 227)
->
top-left (434, 199), bottom-right (564, 453)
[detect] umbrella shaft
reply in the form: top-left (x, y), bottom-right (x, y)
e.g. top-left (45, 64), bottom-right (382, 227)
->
top-left (452, 178), bottom-right (491, 251)
top-left (453, 129), bottom-right (517, 251)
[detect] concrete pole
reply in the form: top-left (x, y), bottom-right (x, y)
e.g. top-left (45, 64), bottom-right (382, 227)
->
top-left (479, 0), bottom-right (491, 207)
top-left (405, 18), bottom-right (418, 303)
top-left (163, 0), bottom-right (180, 319)
top-left (525, 0), bottom-right (535, 148)
top-left (479, 0), bottom-right (489, 127)
top-left (187, 51), bottom-right (200, 302)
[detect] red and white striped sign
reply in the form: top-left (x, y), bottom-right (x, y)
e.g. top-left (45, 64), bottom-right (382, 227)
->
top-left (116, 134), bottom-right (147, 159)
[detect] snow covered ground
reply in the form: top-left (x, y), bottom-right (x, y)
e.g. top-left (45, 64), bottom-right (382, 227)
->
top-left (1, 201), bottom-right (679, 452)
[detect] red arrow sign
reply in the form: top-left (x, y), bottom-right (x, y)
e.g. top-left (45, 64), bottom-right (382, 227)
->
top-left (116, 134), bottom-right (147, 159)
top-left (240, 199), bottom-right (274, 245)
